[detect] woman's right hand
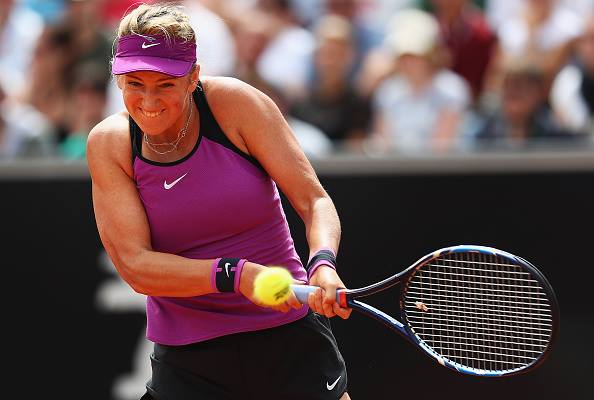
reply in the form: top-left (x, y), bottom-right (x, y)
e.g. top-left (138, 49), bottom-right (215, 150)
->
top-left (239, 262), bottom-right (304, 313)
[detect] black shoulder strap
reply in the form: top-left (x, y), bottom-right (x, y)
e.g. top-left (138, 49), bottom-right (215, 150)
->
top-left (129, 115), bottom-right (142, 162)
top-left (194, 81), bottom-right (264, 171)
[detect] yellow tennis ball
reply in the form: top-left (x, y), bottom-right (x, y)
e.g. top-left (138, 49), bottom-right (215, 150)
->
top-left (253, 267), bottom-right (293, 305)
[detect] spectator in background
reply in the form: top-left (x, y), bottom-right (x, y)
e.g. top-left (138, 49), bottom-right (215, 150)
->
top-left (354, 0), bottom-right (449, 97)
top-left (0, 82), bottom-right (55, 159)
top-left (231, 7), bottom-right (275, 91)
top-left (551, 15), bottom-right (594, 136)
top-left (484, 0), bottom-right (523, 28)
top-left (0, 0), bottom-right (44, 98)
top-left (320, 0), bottom-right (383, 80)
top-left (288, 0), bottom-right (324, 27)
top-left (100, 0), bottom-right (157, 29)
top-left (429, 0), bottom-right (497, 102)
top-left (21, 1), bottom-right (111, 157)
top-left (474, 61), bottom-right (580, 149)
top-left (60, 64), bottom-right (108, 160)
top-left (559, 0), bottom-right (594, 18)
top-left (20, 22), bottom-right (73, 138)
top-left (231, 8), bottom-right (334, 158)
top-left (63, 0), bottom-right (116, 133)
top-left (290, 14), bottom-right (371, 152)
top-left (64, 0), bottom-right (112, 82)
top-left (364, 0), bottom-right (418, 33)
top-left (253, 0), bottom-right (316, 100)
top-left (485, 0), bottom-right (594, 29)
top-left (184, 0), bottom-right (236, 77)
top-left (484, 0), bottom-right (584, 108)
top-left (265, 83), bottom-right (334, 159)
top-left (368, 9), bottom-right (471, 154)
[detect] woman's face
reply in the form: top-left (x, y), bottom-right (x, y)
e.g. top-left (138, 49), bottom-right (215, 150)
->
top-left (118, 68), bottom-right (198, 137)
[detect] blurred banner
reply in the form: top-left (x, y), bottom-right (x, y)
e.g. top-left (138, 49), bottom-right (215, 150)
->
top-left (2, 155), bottom-right (593, 399)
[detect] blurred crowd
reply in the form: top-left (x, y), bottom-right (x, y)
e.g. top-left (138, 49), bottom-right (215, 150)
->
top-left (1, 0), bottom-right (594, 161)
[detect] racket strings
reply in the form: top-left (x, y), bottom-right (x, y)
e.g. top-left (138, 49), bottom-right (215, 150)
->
top-left (403, 251), bottom-right (554, 374)
top-left (405, 291), bottom-right (552, 315)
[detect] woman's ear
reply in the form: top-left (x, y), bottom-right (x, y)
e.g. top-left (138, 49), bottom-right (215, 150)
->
top-left (189, 65), bottom-right (200, 92)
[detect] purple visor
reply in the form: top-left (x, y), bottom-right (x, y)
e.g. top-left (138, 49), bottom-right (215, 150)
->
top-left (111, 34), bottom-right (197, 77)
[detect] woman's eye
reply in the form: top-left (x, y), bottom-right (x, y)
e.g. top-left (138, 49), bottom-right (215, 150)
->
top-left (160, 83), bottom-right (175, 88)
top-left (127, 81), bottom-right (142, 87)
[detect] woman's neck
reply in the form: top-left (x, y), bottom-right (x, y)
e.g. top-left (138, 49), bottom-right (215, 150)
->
top-left (142, 100), bottom-right (199, 160)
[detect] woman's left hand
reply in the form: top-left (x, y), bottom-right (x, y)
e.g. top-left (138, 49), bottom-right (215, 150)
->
top-left (307, 266), bottom-right (352, 320)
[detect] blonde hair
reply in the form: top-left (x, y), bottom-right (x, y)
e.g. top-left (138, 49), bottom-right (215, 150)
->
top-left (116, 2), bottom-right (195, 43)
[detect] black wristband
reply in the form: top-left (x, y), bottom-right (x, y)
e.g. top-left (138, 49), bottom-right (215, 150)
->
top-left (214, 258), bottom-right (242, 293)
top-left (306, 249), bottom-right (337, 280)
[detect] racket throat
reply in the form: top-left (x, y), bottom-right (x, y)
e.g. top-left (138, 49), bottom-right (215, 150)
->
top-left (338, 290), bottom-right (348, 308)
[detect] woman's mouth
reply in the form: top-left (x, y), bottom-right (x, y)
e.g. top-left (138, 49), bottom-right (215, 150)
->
top-left (141, 109), bottom-right (163, 118)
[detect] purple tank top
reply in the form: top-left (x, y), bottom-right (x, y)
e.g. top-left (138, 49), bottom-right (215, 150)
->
top-left (131, 83), bottom-right (308, 345)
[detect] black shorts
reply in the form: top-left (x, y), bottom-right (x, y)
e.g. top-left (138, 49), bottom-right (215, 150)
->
top-left (141, 311), bottom-right (348, 400)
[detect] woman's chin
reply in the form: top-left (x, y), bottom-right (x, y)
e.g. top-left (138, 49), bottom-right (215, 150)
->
top-left (137, 120), bottom-right (167, 137)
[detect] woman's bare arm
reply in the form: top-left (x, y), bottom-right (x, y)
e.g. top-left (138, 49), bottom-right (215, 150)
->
top-left (205, 78), bottom-right (351, 318)
top-left (86, 113), bottom-right (266, 299)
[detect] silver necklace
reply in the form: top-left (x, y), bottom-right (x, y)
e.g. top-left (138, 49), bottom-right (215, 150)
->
top-left (144, 96), bottom-right (193, 155)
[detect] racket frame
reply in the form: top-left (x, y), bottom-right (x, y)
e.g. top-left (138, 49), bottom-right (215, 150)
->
top-left (399, 246), bottom-right (560, 376)
top-left (298, 245), bottom-right (560, 377)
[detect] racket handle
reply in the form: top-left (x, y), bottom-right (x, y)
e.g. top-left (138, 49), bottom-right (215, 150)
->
top-left (291, 285), bottom-right (342, 304)
top-left (291, 285), bottom-right (317, 303)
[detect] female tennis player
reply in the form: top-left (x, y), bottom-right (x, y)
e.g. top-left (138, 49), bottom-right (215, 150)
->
top-left (87, 3), bottom-right (352, 400)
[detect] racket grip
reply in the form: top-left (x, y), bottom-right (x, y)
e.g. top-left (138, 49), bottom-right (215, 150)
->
top-left (291, 285), bottom-right (318, 303)
top-left (291, 285), bottom-right (343, 304)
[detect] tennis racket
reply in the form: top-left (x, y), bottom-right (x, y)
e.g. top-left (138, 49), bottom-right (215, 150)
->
top-left (292, 245), bottom-right (559, 377)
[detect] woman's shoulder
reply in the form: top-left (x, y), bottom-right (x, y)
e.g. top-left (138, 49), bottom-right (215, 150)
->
top-left (200, 76), bottom-right (277, 119)
top-left (201, 76), bottom-right (262, 101)
top-left (88, 111), bottom-right (130, 143)
top-left (87, 111), bottom-right (133, 169)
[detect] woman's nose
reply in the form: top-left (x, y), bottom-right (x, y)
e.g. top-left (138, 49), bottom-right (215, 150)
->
top-left (140, 90), bottom-right (161, 110)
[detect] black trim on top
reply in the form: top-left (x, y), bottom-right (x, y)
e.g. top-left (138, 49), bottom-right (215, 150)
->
top-left (194, 81), bottom-right (264, 171)
top-left (129, 81), bottom-right (263, 171)
top-left (130, 119), bottom-right (139, 164)
top-left (129, 98), bottom-right (202, 167)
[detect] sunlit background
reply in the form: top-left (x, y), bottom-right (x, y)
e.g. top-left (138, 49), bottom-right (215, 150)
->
top-left (2, 1), bottom-right (593, 400)
top-left (1, 0), bottom-right (593, 160)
